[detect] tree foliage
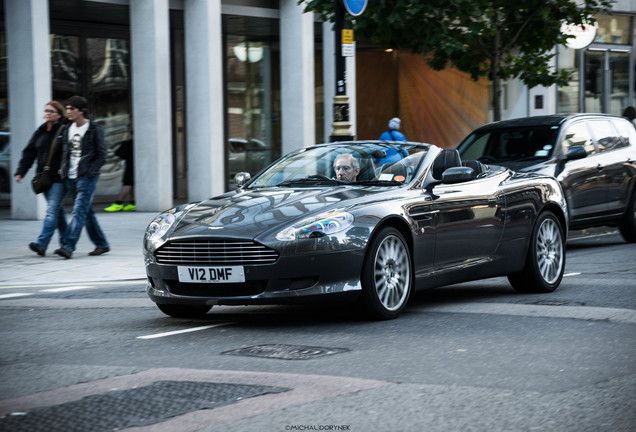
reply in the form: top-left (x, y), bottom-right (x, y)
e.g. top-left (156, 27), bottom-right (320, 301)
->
top-left (300, 0), bottom-right (614, 120)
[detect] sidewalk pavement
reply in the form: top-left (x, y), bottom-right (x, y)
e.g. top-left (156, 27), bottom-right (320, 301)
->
top-left (0, 209), bottom-right (158, 286)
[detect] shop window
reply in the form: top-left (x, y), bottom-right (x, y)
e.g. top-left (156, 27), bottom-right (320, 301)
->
top-left (0, 30), bottom-right (7, 132)
top-left (52, 34), bottom-right (131, 197)
top-left (594, 14), bottom-right (631, 45)
top-left (225, 34), bottom-right (280, 190)
top-left (557, 46), bottom-right (580, 113)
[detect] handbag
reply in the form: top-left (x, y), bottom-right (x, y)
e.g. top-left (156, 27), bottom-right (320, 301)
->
top-left (32, 124), bottom-right (64, 194)
top-left (31, 169), bottom-right (52, 194)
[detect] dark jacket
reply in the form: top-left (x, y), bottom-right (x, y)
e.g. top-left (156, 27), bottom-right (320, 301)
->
top-left (60, 120), bottom-right (107, 179)
top-left (15, 122), bottom-right (66, 183)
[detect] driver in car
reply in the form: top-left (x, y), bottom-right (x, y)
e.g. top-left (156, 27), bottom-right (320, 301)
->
top-left (333, 153), bottom-right (360, 182)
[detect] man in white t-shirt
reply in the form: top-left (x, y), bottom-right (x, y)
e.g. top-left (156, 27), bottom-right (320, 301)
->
top-left (67, 119), bottom-right (89, 180)
top-left (55, 96), bottom-right (110, 259)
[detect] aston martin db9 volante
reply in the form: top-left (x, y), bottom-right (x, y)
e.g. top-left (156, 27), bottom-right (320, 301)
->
top-left (144, 141), bottom-right (568, 320)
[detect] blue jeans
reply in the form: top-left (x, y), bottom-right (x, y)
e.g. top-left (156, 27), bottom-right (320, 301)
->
top-left (63, 176), bottom-right (109, 252)
top-left (35, 182), bottom-right (67, 250)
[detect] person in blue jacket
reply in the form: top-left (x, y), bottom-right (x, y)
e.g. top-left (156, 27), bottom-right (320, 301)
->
top-left (379, 117), bottom-right (406, 141)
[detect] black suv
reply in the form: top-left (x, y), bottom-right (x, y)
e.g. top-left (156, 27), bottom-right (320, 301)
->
top-left (457, 114), bottom-right (636, 242)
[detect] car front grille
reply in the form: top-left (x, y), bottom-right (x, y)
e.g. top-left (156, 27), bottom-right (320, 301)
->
top-left (155, 239), bottom-right (279, 265)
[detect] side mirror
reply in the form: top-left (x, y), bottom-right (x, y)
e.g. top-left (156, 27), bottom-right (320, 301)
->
top-left (441, 166), bottom-right (476, 184)
top-left (565, 145), bottom-right (587, 161)
top-left (234, 172), bottom-right (251, 188)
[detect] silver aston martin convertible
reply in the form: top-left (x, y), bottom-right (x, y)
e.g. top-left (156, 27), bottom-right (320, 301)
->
top-left (143, 141), bottom-right (568, 320)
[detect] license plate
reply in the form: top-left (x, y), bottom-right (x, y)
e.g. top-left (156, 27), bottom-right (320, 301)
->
top-left (177, 266), bottom-right (245, 283)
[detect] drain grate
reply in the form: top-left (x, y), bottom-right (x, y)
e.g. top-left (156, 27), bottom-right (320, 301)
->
top-left (222, 344), bottom-right (349, 360)
top-left (0, 381), bottom-right (289, 432)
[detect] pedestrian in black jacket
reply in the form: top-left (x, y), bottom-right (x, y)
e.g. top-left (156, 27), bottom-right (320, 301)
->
top-left (55, 95), bottom-right (110, 259)
top-left (14, 101), bottom-right (67, 256)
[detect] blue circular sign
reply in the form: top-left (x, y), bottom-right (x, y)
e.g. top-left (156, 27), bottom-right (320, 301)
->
top-left (342, 0), bottom-right (368, 17)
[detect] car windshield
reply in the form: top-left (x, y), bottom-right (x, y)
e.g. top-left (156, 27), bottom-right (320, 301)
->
top-left (458, 125), bottom-right (559, 163)
top-left (247, 142), bottom-right (430, 189)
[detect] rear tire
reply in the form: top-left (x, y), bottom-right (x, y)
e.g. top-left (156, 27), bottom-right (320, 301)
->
top-left (509, 211), bottom-right (565, 293)
top-left (619, 189), bottom-right (636, 243)
top-left (156, 303), bottom-right (212, 318)
top-left (360, 227), bottom-right (413, 319)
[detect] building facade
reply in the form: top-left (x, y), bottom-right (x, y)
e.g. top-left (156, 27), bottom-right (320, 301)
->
top-left (508, 0), bottom-right (636, 120)
top-left (2, 0), bottom-right (635, 221)
top-left (1, 0), bottom-right (349, 219)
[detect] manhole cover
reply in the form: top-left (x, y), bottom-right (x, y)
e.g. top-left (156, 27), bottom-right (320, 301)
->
top-left (222, 344), bottom-right (349, 360)
top-left (0, 381), bottom-right (289, 432)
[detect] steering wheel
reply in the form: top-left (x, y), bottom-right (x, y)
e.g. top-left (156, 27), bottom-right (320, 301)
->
top-left (306, 174), bottom-right (332, 180)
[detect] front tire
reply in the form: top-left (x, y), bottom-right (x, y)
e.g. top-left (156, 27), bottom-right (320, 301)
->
top-left (156, 303), bottom-right (212, 318)
top-left (360, 227), bottom-right (413, 319)
top-left (619, 189), bottom-right (636, 243)
top-left (509, 211), bottom-right (565, 293)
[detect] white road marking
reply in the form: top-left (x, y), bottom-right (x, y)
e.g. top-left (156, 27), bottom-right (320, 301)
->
top-left (137, 323), bottom-right (233, 340)
top-left (40, 285), bottom-right (96, 293)
top-left (568, 231), bottom-right (618, 241)
top-left (564, 272), bottom-right (581, 276)
top-left (0, 280), bottom-right (147, 290)
top-left (0, 293), bottom-right (34, 300)
top-left (417, 303), bottom-right (636, 325)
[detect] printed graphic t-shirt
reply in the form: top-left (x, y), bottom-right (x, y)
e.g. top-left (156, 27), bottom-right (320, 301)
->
top-left (67, 120), bottom-right (90, 179)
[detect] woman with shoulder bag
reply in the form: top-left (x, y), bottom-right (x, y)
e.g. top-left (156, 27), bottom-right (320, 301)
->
top-left (14, 101), bottom-right (68, 257)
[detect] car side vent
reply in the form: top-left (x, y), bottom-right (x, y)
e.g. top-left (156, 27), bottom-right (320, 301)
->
top-left (155, 239), bottom-right (279, 265)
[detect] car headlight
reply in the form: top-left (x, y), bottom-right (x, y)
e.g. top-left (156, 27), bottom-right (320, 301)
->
top-left (276, 211), bottom-right (354, 241)
top-left (146, 212), bottom-right (176, 242)
top-left (144, 204), bottom-right (196, 251)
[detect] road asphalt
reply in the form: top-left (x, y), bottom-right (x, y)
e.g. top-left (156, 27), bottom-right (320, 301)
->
top-left (1, 207), bottom-right (633, 432)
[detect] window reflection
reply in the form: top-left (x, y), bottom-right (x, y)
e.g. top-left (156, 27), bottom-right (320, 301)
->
top-left (226, 33), bottom-right (280, 190)
top-left (558, 46), bottom-right (579, 113)
top-left (561, 122), bottom-right (596, 156)
top-left (594, 14), bottom-right (631, 45)
top-left (52, 35), bottom-right (131, 196)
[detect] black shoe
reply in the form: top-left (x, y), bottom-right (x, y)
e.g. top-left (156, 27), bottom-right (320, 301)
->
top-left (29, 242), bottom-right (45, 257)
top-left (54, 247), bottom-right (72, 259)
top-left (89, 247), bottom-right (110, 256)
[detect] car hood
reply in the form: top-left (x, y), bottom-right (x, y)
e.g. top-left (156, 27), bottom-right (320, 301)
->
top-left (169, 187), bottom-right (385, 239)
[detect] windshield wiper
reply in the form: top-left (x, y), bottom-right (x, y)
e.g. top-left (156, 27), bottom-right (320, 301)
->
top-left (356, 179), bottom-right (403, 186)
top-left (276, 178), bottom-right (343, 187)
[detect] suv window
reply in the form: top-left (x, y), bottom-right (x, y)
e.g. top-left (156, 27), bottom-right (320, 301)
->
top-left (459, 132), bottom-right (490, 160)
top-left (561, 122), bottom-right (596, 156)
top-left (589, 120), bottom-right (624, 152)
top-left (458, 126), bottom-right (558, 162)
top-left (612, 119), bottom-right (635, 149)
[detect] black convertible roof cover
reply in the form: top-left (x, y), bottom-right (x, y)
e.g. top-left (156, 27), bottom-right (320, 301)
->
top-left (474, 113), bottom-right (622, 131)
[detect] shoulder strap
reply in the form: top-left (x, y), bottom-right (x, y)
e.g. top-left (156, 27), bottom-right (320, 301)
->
top-left (44, 124), bottom-right (65, 170)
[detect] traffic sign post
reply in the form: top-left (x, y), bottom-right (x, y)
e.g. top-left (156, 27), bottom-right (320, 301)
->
top-left (342, 0), bottom-right (368, 16)
top-left (330, 0), bottom-right (368, 141)
top-left (330, 0), bottom-right (353, 141)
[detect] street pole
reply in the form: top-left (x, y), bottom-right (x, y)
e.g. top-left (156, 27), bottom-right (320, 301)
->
top-left (330, 0), bottom-right (353, 142)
